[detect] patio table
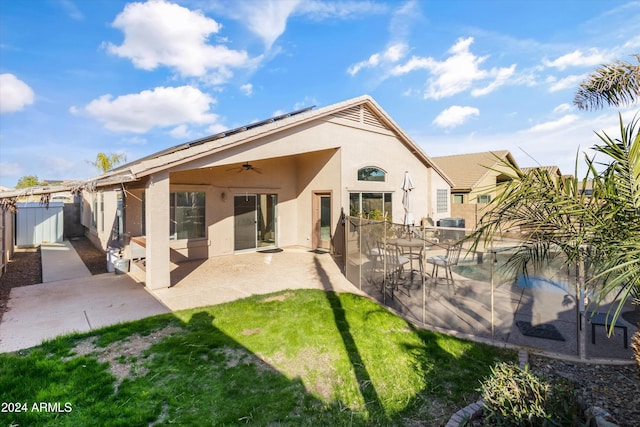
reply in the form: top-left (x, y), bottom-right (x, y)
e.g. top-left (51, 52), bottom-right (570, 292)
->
top-left (388, 238), bottom-right (438, 280)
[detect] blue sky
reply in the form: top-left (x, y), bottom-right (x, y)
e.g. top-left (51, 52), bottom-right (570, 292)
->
top-left (1, 0), bottom-right (639, 188)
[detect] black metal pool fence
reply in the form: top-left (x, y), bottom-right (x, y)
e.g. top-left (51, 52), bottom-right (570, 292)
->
top-left (344, 216), bottom-right (634, 361)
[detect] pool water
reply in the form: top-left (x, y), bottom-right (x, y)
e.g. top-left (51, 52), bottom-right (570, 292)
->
top-left (515, 275), bottom-right (569, 294)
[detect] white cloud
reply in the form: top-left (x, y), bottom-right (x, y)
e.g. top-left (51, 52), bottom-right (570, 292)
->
top-left (553, 103), bottom-right (572, 114)
top-left (471, 64), bottom-right (516, 96)
top-left (49, 156), bottom-right (76, 174)
top-left (297, 0), bottom-right (388, 20)
top-left (524, 114), bottom-right (580, 133)
top-left (548, 73), bottom-right (587, 92)
top-left (388, 0), bottom-right (420, 42)
top-left (105, 0), bottom-right (252, 79)
top-left (202, 0), bottom-right (301, 49)
top-left (433, 105), bottom-right (480, 128)
top-left (240, 83), bottom-right (253, 96)
top-left (390, 37), bottom-right (516, 99)
top-left (124, 136), bottom-right (147, 145)
top-left (346, 1), bottom-right (416, 77)
top-left (348, 43), bottom-right (408, 75)
top-left (0, 73), bottom-right (35, 113)
top-left (201, 0), bottom-right (387, 51)
top-left (169, 124), bottom-right (191, 139)
top-left (543, 49), bottom-right (607, 70)
top-left (59, 0), bottom-right (84, 21)
top-left (0, 162), bottom-right (22, 176)
top-left (206, 122), bottom-right (228, 135)
top-left (80, 86), bottom-right (220, 133)
top-left (245, 0), bottom-right (300, 48)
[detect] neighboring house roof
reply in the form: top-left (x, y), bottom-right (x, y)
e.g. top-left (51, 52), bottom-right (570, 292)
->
top-left (431, 150), bottom-right (518, 192)
top-left (521, 166), bottom-right (562, 177)
top-left (96, 94), bottom-right (453, 187)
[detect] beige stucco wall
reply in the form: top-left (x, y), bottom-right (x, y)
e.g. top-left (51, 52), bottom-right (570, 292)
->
top-left (83, 188), bottom-right (122, 251)
top-left (463, 163), bottom-right (513, 205)
top-left (428, 169), bottom-right (452, 224)
top-left (89, 112), bottom-right (451, 288)
top-left (159, 117), bottom-right (449, 252)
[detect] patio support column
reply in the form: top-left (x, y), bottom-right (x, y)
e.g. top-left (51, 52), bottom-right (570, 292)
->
top-left (145, 171), bottom-right (170, 289)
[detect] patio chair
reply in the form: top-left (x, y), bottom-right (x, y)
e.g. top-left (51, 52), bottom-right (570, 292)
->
top-left (426, 242), bottom-right (462, 294)
top-left (363, 238), bottom-right (385, 284)
top-left (383, 243), bottom-right (411, 298)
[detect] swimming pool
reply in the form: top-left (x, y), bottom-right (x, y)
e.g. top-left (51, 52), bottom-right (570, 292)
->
top-left (515, 275), bottom-right (570, 294)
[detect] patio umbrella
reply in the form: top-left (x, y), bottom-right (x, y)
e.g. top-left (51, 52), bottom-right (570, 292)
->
top-left (401, 171), bottom-right (415, 226)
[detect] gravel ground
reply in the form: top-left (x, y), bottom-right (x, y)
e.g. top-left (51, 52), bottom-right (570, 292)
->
top-left (529, 354), bottom-right (640, 426)
top-left (0, 247), bottom-right (42, 323)
top-left (68, 236), bottom-right (108, 275)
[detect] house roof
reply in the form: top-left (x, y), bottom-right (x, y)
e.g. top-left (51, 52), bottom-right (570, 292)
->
top-left (94, 94), bottom-right (453, 187)
top-left (431, 150), bottom-right (518, 192)
top-left (0, 95), bottom-right (453, 203)
top-left (520, 166), bottom-right (562, 177)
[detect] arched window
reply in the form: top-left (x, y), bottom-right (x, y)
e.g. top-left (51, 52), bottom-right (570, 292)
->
top-left (357, 167), bottom-right (386, 182)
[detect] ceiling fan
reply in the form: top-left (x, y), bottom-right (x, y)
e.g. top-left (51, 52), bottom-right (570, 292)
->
top-left (226, 162), bottom-right (262, 174)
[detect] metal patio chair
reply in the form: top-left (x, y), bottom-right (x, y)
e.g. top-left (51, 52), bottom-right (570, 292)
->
top-left (383, 242), bottom-right (411, 298)
top-left (426, 241), bottom-right (462, 294)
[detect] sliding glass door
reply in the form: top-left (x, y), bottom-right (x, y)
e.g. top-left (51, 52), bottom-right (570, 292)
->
top-left (234, 194), bottom-right (277, 251)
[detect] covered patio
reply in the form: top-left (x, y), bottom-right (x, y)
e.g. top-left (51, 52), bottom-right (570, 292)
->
top-left (131, 246), bottom-right (365, 312)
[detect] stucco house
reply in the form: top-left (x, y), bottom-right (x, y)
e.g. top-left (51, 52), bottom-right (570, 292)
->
top-left (81, 95), bottom-right (453, 289)
top-left (431, 150), bottom-right (519, 228)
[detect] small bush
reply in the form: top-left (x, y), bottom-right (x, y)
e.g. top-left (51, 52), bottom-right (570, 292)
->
top-left (479, 362), bottom-right (581, 426)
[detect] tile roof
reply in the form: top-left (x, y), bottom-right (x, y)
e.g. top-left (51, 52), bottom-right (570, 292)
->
top-left (431, 150), bottom-right (518, 191)
top-left (520, 166), bottom-right (562, 176)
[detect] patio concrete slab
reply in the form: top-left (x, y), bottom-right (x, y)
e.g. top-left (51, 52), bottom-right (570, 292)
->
top-left (150, 247), bottom-right (366, 311)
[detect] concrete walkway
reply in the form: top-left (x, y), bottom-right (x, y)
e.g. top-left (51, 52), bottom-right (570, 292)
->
top-left (41, 240), bottom-right (92, 283)
top-left (0, 241), bottom-right (169, 353)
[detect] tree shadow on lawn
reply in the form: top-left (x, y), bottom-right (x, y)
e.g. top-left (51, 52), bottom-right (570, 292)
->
top-left (312, 256), bottom-right (515, 425)
top-left (1, 284), bottom-right (513, 426)
top-left (3, 310), bottom-right (381, 426)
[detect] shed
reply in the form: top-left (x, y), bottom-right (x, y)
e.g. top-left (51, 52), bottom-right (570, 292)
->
top-left (16, 202), bottom-right (64, 247)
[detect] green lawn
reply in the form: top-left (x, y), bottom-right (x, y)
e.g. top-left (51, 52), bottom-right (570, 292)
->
top-left (1, 289), bottom-right (515, 426)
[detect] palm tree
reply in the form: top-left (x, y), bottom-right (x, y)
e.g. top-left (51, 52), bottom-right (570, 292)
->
top-left (470, 57), bottom-right (640, 364)
top-left (89, 152), bottom-right (126, 173)
top-left (574, 54), bottom-right (640, 111)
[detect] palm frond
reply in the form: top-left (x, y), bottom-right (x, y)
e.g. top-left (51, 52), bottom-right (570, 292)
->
top-left (574, 54), bottom-right (640, 111)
